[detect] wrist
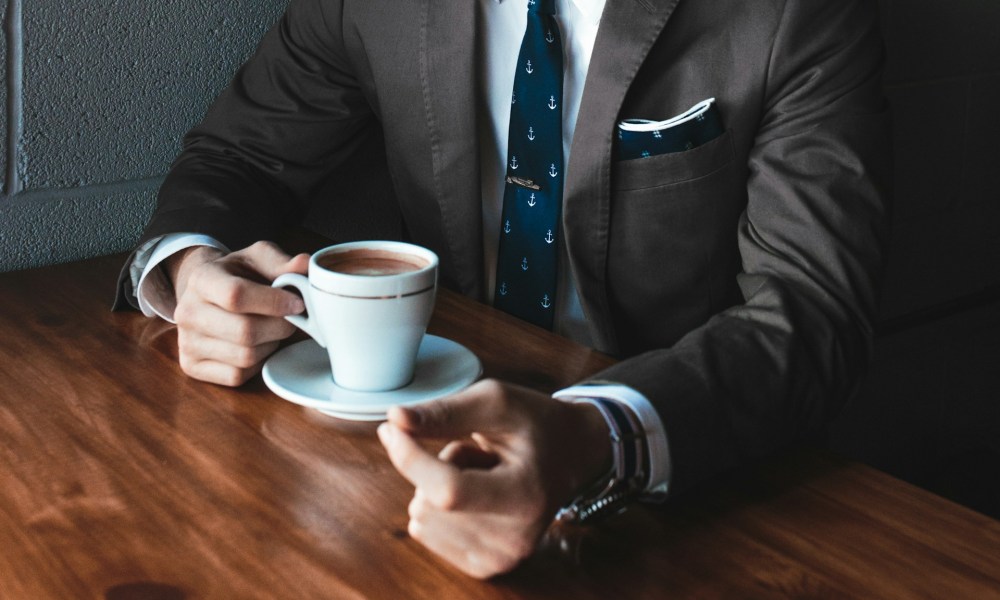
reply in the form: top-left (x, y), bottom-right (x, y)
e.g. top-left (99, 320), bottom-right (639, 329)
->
top-left (166, 245), bottom-right (224, 299)
top-left (568, 401), bottom-right (615, 496)
top-left (556, 398), bottom-right (648, 524)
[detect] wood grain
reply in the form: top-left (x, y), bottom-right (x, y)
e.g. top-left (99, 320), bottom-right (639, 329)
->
top-left (0, 250), bottom-right (998, 599)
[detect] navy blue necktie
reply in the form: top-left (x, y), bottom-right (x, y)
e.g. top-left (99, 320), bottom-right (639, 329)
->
top-left (493, 0), bottom-right (563, 329)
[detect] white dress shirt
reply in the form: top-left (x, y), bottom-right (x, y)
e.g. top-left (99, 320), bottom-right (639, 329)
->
top-left (129, 0), bottom-right (671, 497)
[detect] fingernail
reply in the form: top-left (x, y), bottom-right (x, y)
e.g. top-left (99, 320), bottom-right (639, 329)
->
top-left (377, 423), bottom-right (392, 445)
top-left (288, 298), bottom-right (305, 314)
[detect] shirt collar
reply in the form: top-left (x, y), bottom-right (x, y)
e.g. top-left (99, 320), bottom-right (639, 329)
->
top-left (569, 0), bottom-right (604, 24)
top-left (497, 0), bottom-right (604, 24)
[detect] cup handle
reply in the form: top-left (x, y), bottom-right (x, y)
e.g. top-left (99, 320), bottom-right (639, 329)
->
top-left (272, 273), bottom-right (326, 348)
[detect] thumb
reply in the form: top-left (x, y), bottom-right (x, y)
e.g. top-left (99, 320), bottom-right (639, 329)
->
top-left (388, 379), bottom-right (517, 439)
top-left (236, 241), bottom-right (308, 281)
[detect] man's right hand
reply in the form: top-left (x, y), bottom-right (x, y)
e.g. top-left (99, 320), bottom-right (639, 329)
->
top-left (166, 241), bottom-right (310, 386)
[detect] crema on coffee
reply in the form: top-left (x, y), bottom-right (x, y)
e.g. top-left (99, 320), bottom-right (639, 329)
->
top-left (316, 249), bottom-right (429, 276)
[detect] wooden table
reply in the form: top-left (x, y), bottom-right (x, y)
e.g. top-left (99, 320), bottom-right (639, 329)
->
top-left (2, 251), bottom-right (999, 599)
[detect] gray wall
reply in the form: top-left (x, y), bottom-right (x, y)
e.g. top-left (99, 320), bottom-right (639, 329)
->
top-left (0, 0), bottom-right (288, 271)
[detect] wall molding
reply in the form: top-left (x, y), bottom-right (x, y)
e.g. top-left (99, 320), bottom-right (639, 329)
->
top-left (5, 175), bottom-right (164, 205)
top-left (4, 0), bottom-right (23, 198)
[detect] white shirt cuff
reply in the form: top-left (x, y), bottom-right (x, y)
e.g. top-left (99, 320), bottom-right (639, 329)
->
top-left (132, 233), bottom-right (229, 323)
top-left (553, 384), bottom-right (671, 499)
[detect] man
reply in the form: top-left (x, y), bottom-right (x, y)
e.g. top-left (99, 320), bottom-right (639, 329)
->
top-left (116, 0), bottom-right (891, 579)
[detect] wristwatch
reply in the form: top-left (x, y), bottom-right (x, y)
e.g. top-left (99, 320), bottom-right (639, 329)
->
top-left (556, 397), bottom-right (648, 523)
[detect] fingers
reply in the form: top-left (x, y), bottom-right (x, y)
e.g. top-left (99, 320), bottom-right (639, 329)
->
top-left (171, 241), bottom-right (308, 387)
top-left (176, 302), bottom-right (297, 347)
top-left (179, 330), bottom-right (281, 370)
top-left (378, 384), bottom-right (563, 579)
top-left (438, 440), bottom-right (500, 470)
top-left (378, 423), bottom-right (511, 512)
top-left (406, 492), bottom-right (532, 579)
top-left (174, 293), bottom-right (296, 386)
top-left (230, 240), bottom-right (309, 282)
top-left (387, 379), bottom-right (527, 438)
top-left (191, 266), bottom-right (304, 318)
top-left (183, 241), bottom-right (307, 318)
top-left (379, 423), bottom-right (460, 501)
top-left (177, 357), bottom-right (271, 388)
top-left (177, 325), bottom-right (282, 386)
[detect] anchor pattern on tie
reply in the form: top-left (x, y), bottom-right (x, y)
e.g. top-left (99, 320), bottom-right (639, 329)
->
top-left (494, 0), bottom-right (563, 329)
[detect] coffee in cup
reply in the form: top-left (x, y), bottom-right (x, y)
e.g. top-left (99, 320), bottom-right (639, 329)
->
top-left (316, 248), bottom-right (429, 276)
top-left (272, 241), bottom-right (438, 392)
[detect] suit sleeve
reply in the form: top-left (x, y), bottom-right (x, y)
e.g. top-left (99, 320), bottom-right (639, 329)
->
top-left (116, 0), bottom-right (370, 309)
top-left (592, 1), bottom-right (893, 494)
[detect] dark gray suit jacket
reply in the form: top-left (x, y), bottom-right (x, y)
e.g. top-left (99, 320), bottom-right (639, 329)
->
top-left (118, 0), bottom-right (892, 495)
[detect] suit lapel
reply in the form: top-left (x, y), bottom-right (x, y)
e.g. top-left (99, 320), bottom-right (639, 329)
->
top-left (564, 0), bottom-right (681, 353)
top-left (421, 0), bottom-right (484, 297)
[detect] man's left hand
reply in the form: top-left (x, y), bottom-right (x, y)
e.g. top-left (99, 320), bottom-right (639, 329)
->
top-left (377, 379), bottom-right (611, 579)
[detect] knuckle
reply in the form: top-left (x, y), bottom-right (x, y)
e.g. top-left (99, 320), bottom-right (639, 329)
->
top-left (407, 496), bottom-right (425, 521)
top-left (232, 320), bottom-right (258, 347)
top-left (247, 240), bottom-right (288, 265)
top-left (479, 378), bottom-right (504, 396)
top-left (174, 301), bottom-right (194, 326)
top-left (434, 489), bottom-right (458, 512)
top-left (275, 319), bottom-right (298, 339)
top-left (177, 344), bottom-right (196, 367)
top-left (176, 329), bottom-right (191, 352)
top-left (220, 281), bottom-right (247, 311)
top-left (178, 353), bottom-right (196, 376)
top-left (234, 346), bottom-right (259, 369)
top-left (250, 240), bottom-right (278, 254)
top-left (222, 368), bottom-right (247, 388)
top-left (431, 479), bottom-right (462, 511)
top-left (406, 519), bottom-right (423, 542)
top-left (481, 379), bottom-right (509, 408)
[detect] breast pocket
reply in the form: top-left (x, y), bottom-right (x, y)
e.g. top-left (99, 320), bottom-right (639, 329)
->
top-left (613, 128), bottom-right (735, 191)
top-left (606, 129), bottom-right (745, 353)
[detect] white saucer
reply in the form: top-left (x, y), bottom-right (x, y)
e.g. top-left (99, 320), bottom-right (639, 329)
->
top-left (262, 335), bottom-right (481, 420)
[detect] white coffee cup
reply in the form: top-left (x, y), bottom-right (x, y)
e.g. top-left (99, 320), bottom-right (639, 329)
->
top-left (272, 241), bottom-right (438, 392)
